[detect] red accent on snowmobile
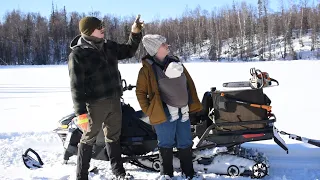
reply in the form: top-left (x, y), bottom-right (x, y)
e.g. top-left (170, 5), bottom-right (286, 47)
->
top-left (242, 134), bottom-right (265, 139)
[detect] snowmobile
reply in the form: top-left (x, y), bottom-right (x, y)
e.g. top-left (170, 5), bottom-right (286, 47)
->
top-left (23, 68), bottom-right (302, 179)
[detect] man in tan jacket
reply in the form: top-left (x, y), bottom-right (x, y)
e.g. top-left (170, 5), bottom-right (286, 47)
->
top-left (136, 34), bottom-right (203, 180)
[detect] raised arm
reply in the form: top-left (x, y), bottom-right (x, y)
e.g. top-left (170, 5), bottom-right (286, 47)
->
top-left (112, 32), bottom-right (142, 60)
top-left (105, 14), bottom-right (144, 60)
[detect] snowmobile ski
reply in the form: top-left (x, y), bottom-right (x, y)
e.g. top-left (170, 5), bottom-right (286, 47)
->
top-left (22, 148), bottom-right (44, 170)
top-left (278, 130), bottom-right (320, 148)
top-left (273, 127), bottom-right (289, 154)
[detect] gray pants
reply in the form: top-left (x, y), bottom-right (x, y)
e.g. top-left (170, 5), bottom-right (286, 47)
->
top-left (80, 97), bottom-right (122, 145)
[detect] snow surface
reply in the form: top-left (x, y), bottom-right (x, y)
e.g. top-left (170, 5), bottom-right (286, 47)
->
top-left (1, 61), bottom-right (320, 180)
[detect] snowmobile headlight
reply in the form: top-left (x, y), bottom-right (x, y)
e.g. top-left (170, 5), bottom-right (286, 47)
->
top-left (60, 124), bottom-right (69, 129)
top-left (56, 121), bottom-right (68, 129)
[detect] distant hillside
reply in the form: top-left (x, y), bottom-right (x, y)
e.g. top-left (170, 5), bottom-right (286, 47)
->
top-left (181, 30), bottom-right (320, 62)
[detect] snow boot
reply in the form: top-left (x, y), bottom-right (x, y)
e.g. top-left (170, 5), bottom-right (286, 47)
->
top-left (158, 175), bottom-right (173, 180)
top-left (76, 143), bottom-right (93, 180)
top-left (105, 140), bottom-right (126, 177)
top-left (178, 146), bottom-right (195, 179)
top-left (159, 147), bottom-right (174, 178)
top-left (183, 172), bottom-right (204, 180)
top-left (115, 172), bottom-right (134, 180)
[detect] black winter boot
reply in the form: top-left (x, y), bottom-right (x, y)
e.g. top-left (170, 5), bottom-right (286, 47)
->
top-left (105, 140), bottom-right (126, 177)
top-left (76, 143), bottom-right (93, 180)
top-left (178, 146), bottom-right (195, 179)
top-left (159, 147), bottom-right (174, 177)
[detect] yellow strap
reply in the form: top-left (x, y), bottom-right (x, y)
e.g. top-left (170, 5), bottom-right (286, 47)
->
top-left (77, 116), bottom-right (89, 124)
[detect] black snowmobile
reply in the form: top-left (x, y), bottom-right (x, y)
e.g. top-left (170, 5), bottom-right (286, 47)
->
top-left (24, 67), bottom-right (310, 179)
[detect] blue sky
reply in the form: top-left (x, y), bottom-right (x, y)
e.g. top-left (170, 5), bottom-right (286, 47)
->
top-left (1, 0), bottom-right (283, 22)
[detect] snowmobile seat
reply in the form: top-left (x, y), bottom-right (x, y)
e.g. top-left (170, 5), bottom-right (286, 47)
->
top-left (135, 110), bottom-right (150, 125)
top-left (121, 105), bottom-right (158, 156)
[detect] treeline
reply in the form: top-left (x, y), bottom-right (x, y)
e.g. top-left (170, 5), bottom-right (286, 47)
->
top-left (0, 0), bottom-right (319, 65)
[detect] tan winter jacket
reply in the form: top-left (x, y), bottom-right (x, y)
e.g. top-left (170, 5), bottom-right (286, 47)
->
top-left (135, 55), bottom-right (203, 125)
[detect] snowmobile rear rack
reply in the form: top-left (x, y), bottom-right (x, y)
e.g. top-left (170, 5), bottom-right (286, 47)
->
top-left (194, 107), bottom-right (289, 153)
top-left (213, 118), bottom-right (275, 127)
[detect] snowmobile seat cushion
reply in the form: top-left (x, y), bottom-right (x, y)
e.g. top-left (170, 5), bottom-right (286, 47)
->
top-left (135, 110), bottom-right (147, 119)
top-left (211, 88), bottom-right (271, 131)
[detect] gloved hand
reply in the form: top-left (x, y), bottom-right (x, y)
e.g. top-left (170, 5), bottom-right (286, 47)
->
top-left (75, 114), bottom-right (89, 132)
top-left (131, 14), bottom-right (144, 33)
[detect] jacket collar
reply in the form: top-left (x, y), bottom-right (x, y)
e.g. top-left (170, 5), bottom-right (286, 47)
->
top-left (69, 34), bottom-right (106, 51)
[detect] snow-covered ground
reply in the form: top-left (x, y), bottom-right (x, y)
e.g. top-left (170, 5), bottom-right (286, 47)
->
top-left (0, 60), bottom-right (320, 180)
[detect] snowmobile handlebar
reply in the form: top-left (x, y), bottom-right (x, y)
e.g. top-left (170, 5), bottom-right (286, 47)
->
top-left (123, 84), bottom-right (136, 91)
top-left (121, 79), bottom-right (136, 92)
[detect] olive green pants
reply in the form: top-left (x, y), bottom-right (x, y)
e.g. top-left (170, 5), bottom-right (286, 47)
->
top-left (80, 97), bottom-right (122, 145)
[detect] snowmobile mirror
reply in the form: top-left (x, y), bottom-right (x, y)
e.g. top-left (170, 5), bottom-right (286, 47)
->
top-left (22, 148), bottom-right (44, 170)
top-left (121, 79), bottom-right (127, 90)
